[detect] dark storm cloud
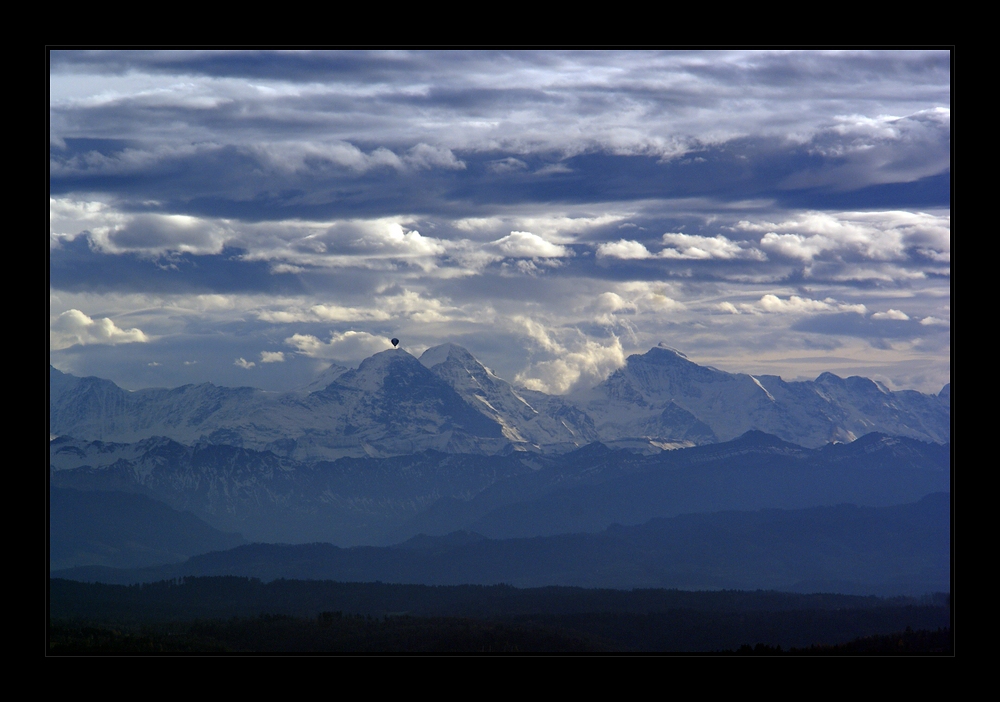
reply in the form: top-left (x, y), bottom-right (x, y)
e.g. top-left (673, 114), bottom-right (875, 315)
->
top-left (50, 237), bottom-right (304, 294)
top-left (792, 312), bottom-right (949, 340)
top-left (49, 49), bottom-right (444, 82)
top-left (51, 98), bottom-right (950, 220)
top-left (776, 172), bottom-right (949, 210)
top-left (50, 144), bottom-right (949, 226)
top-left (682, 50), bottom-right (949, 91)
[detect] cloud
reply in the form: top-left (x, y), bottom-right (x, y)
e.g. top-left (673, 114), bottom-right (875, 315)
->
top-left (515, 333), bottom-right (626, 395)
top-left (234, 357), bottom-right (256, 369)
top-left (596, 234), bottom-right (764, 261)
top-left (872, 309), bottom-right (910, 320)
top-left (658, 233), bottom-right (765, 260)
top-left (729, 294), bottom-right (868, 316)
top-left (252, 141), bottom-right (405, 173)
top-left (260, 351), bottom-right (285, 363)
top-left (50, 309), bottom-right (149, 350)
top-left (487, 157), bottom-right (529, 173)
top-left (51, 51), bottom-right (948, 167)
top-left (247, 141), bottom-right (464, 176)
top-left (510, 316), bottom-right (564, 354)
top-left (594, 292), bottom-right (633, 313)
top-left (50, 198), bottom-right (232, 257)
top-left (920, 316), bottom-right (948, 326)
top-left (783, 108), bottom-right (951, 190)
top-left (744, 211), bottom-right (950, 264)
top-left (48, 52), bottom-right (951, 395)
top-left (455, 214), bottom-right (624, 242)
top-left (792, 311), bottom-right (948, 341)
top-left (507, 316), bottom-right (628, 394)
top-left (104, 214), bottom-right (230, 255)
top-left (257, 302), bottom-right (390, 324)
top-left (757, 295), bottom-right (835, 314)
top-left (404, 143), bottom-right (466, 170)
top-left (596, 239), bottom-right (653, 259)
top-left (285, 330), bottom-right (393, 360)
top-left (309, 220), bottom-right (447, 257)
top-left (492, 231), bottom-right (570, 258)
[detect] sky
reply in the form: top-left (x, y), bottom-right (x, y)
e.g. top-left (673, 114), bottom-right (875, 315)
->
top-left (49, 50), bottom-right (951, 395)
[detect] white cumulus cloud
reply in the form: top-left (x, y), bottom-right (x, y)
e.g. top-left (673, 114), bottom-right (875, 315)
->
top-left (234, 357), bottom-right (256, 369)
top-left (872, 309), bottom-right (910, 320)
top-left (260, 351), bottom-right (285, 363)
top-left (285, 330), bottom-right (393, 360)
top-left (920, 316), bottom-right (949, 326)
top-left (516, 338), bottom-right (626, 395)
top-left (659, 233), bottom-right (764, 260)
top-left (492, 231), bottom-right (571, 258)
top-left (50, 309), bottom-right (149, 350)
top-left (596, 239), bottom-right (653, 259)
top-left (734, 294), bottom-right (868, 315)
top-left (744, 211), bottom-right (950, 264)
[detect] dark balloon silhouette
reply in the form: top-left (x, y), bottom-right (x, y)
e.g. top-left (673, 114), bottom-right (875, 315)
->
top-left (391, 338), bottom-right (399, 347)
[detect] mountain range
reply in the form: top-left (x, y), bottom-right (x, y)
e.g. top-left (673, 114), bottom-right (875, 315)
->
top-left (50, 430), bottom-right (949, 546)
top-left (50, 343), bottom-right (950, 460)
top-left (48, 343), bottom-right (951, 596)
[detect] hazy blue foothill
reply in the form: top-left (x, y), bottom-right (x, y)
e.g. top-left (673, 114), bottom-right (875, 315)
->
top-left (49, 487), bottom-right (245, 570)
top-left (49, 429), bottom-right (948, 546)
top-left (52, 494), bottom-right (948, 596)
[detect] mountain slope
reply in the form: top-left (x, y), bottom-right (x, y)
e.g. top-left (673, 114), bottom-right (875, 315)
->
top-left (50, 438), bottom-right (539, 545)
top-left (420, 343), bottom-right (598, 449)
top-left (50, 351), bottom-right (510, 460)
top-left (50, 487), bottom-right (245, 570)
top-left (52, 431), bottom-right (948, 546)
top-left (395, 431), bottom-right (950, 540)
top-left (49, 343), bottom-right (950, 457)
top-left (569, 345), bottom-right (950, 448)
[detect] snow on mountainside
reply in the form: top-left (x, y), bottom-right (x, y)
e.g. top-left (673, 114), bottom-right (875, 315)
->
top-left (294, 362), bottom-right (349, 394)
top-left (49, 343), bottom-right (950, 457)
top-left (49, 430), bottom-right (949, 547)
top-left (49, 351), bottom-right (508, 460)
top-left (569, 344), bottom-right (950, 448)
top-left (419, 343), bottom-right (598, 448)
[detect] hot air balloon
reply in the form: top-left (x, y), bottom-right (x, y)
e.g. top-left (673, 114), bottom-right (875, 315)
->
top-left (391, 338), bottom-right (399, 348)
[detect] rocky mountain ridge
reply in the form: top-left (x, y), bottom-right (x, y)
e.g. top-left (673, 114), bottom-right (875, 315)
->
top-left (50, 430), bottom-right (949, 546)
top-left (50, 343), bottom-right (950, 459)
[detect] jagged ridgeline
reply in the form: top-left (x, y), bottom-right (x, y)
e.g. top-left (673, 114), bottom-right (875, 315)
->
top-left (50, 344), bottom-right (951, 594)
top-left (49, 343), bottom-right (950, 460)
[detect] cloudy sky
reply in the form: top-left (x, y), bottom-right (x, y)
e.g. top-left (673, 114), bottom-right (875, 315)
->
top-left (49, 50), bottom-right (950, 394)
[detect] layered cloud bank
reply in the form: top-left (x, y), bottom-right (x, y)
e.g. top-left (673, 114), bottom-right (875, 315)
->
top-left (49, 50), bottom-right (950, 394)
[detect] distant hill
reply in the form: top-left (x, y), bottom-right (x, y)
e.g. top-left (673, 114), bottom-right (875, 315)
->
top-left (50, 432), bottom-right (949, 545)
top-left (53, 493), bottom-right (949, 596)
top-left (50, 487), bottom-right (245, 570)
